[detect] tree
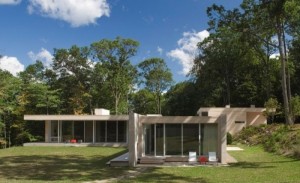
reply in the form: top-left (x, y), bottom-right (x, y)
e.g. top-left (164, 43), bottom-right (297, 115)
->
top-left (129, 89), bottom-right (155, 114)
top-left (90, 37), bottom-right (139, 114)
top-left (164, 82), bottom-right (199, 115)
top-left (52, 46), bottom-right (92, 114)
top-left (138, 58), bottom-right (173, 114)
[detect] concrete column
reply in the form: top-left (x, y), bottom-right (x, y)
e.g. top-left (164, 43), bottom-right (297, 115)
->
top-left (45, 120), bottom-right (51, 142)
top-left (128, 112), bottom-right (138, 167)
top-left (218, 114), bottom-right (227, 164)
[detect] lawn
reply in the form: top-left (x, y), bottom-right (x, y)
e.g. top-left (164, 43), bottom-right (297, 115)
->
top-left (124, 145), bottom-right (300, 183)
top-left (0, 145), bottom-right (299, 183)
top-left (0, 146), bottom-right (127, 183)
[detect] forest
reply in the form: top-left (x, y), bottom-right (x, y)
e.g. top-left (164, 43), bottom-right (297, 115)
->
top-left (0, 0), bottom-right (300, 147)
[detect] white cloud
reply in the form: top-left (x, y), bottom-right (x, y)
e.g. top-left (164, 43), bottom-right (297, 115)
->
top-left (28, 48), bottom-right (53, 67)
top-left (157, 46), bottom-right (163, 55)
top-left (270, 53), bottom-right (280, 59)
top-left (167, 30), bottom-right (210, 75)
top-left (0, 0), bottom-right (21, 5)
top-left (0, 56), bottom-right (24, 76)
top-left (27, 0), bottom-right (110, 27)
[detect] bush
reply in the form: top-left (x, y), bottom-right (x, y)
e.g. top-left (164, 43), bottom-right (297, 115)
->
top-left (227, 132), bottom-right (232, 145)
top-left (0, 138), bottom-right (6, 149)
top-left (234, 124), bottom-right (300, 159)
top-left (15, 131), bottom-right (34, 145)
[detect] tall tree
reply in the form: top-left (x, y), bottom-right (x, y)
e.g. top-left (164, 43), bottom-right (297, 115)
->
top-left (138, 58), bottom-right (173, 114)
top-left (52, 46), bottom-right (92, 114)
top-left (90, 37), bottom-right (139, 114)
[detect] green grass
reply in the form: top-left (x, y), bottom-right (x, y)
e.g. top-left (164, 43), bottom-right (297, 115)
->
top-left (123, 145), bottom-right (300, 183)
top-left (0, 146), bottom-right (127, 183)
top-left (0, 145), bottom-right (300, 183)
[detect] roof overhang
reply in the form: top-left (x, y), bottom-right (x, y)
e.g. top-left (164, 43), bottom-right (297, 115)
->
top-left (139, 116), bottom-right (219, 124)
top-left (24, 115), bottom-right (129, 121)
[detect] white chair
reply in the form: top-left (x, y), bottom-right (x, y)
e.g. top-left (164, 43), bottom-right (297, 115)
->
top-left (208, 152), bottom-right (218, 165)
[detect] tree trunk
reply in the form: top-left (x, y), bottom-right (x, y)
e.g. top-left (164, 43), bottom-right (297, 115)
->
top-left (276, 17), bottom-right (293, 125)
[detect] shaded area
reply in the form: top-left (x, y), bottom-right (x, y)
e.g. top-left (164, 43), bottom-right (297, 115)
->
top-left (119, 167), bottom-right (209, 183)
top-left (0, 148), bottom-right (128, 182)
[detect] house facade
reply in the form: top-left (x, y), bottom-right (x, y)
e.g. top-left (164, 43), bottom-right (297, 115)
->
top-left (197, 105), bottom-right (267, 135)
top-left (24, 106), bottom-right (265, 166)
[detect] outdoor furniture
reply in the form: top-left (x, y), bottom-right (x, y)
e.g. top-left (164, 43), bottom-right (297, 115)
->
top-left (70, 139), bottom-right (77, 143)
top-left (199, 156), bottom-right (208, 164)
top-left (208, 152), bottom-right (218, 164)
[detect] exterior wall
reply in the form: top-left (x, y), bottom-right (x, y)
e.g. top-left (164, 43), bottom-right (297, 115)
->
top-left (128, 112), bottom-right (139, 167)
top-left (45, 120), bottom-right (51, 143)
top-left (198, 107), bottom-right (266, 135)
top-left (246, 112), bottom-right (267, 126)
top-left (217, 115), bottom-right (227, 164)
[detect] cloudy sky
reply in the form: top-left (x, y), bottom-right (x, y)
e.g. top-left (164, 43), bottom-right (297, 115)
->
top-left (0, 0), bottom-right (241, 81)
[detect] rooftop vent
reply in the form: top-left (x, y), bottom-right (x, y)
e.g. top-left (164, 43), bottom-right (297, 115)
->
top-left (94, 108), bottom-right (110, 115)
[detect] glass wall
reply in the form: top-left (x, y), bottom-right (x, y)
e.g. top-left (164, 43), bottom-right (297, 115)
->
top-left (201, 124), bottom-right (218, 156)
top-left (74, 121), bottom-right (84, 141)
top-left (165, 124), bottom-right (182, 155)
top-left (95, 121), bottom-right (106, 142)
top-left (95, 121), bottom-right (127, 143)
top-left (107, 121), bottom-right (117, 142)
top-left (85, 122), bottom-right (93, 142)
top-left (183, 124), bottom-right (199, 155)
top-left (144, 124), bottom-right (154, 155)
top-left (62, 121), bottom-right (73, 142)
top-left (50, 121), bottom-right (59, 142)
top-left (118, 121), bottom-right (127, 142)
top-left (144, 123), bottom-right (218, 157)
top-left (156, 124), bottom-right (164, 156)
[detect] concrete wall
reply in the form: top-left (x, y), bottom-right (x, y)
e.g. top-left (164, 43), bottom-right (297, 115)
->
top-left (198, 107), bottom-right (266, 135)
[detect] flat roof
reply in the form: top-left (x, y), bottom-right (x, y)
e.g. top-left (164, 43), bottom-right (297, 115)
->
top-left (197, 107), bottom-right (265, 114)
top-left (139, 116), bottom-right (220, 124)
top-left (24, 115), bottom-right (129, 121)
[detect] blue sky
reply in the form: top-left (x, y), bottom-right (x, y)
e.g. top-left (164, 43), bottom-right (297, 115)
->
top-left (0, 0), bottom-right (242, 82)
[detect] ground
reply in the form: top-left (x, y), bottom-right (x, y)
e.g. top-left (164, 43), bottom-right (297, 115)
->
top-left (0, 145), bottom-right (299, 183)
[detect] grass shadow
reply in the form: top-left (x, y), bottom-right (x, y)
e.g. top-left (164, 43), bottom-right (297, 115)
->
top-left (0, 149), bottom-right (128, 182)
top-left (121, 167), bottom-right (209, 183)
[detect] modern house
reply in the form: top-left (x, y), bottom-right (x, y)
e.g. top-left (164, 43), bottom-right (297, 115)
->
top-left (198, 105), bottom-right (267, 135)
top-left (24, 106), bottom-right (265, 167)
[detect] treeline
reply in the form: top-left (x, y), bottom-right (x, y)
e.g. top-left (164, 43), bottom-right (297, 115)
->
top-left (1, 0), bottom-right (300, 147)
top-left (0, 37), bottom-right (173, 147)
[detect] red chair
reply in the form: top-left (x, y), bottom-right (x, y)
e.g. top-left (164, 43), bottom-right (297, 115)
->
top-left (70, 139), bottom-right (77, 143)
top-left (199, 156), bottom-right (208, 164)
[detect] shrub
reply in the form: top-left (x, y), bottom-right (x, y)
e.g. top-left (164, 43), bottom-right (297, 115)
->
top-left (0, 138), bottom-right (6, 149)
top-left (227, 132), bottom-right (232, 145)
top-left (15, 131), bottom-right (34, 145)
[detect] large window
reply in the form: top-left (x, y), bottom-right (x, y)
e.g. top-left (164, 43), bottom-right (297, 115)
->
top-left (85, 122), bottom-right (93, 142)
top-left (144, 123), bottom-right (218, 157)
top-left (165, 124), bottom-right (182, 155)
top-left (183, 124), bottom-right (199, 155)
top-left (95, 121), bottom-right (127, 143)
top-left (74, 121), bottom-right (84, 142)
top-left (156, 124), bottom-right (164, 156)
top-left (50, 121), bottom-right (59, 142)
top-left (62, 121), bottom-right (73, 142)
top-left (201, 124), bottom-right (218, 156)
top-left (107, 121), bottom-right (117, 142)
top-left (95, 121), bottom-right (106, 142)
top-left (118, 121), bottom-right (127, 142)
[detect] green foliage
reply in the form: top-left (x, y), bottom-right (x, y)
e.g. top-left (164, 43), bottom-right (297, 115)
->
top-left (130, 89), bottom-right (156, 114)
top-left (227, 132), bottom-right (233, 145)
top-left (164, 82), bottom-right (199, 115)
top-left (138, 58), bottom-right (173, 114)
top-left (234, 124), bottom-right (300, 158)
top-left (291, 95), bottom-right (300, 121)
top-left (90, 37), bottom-right (139, 114)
